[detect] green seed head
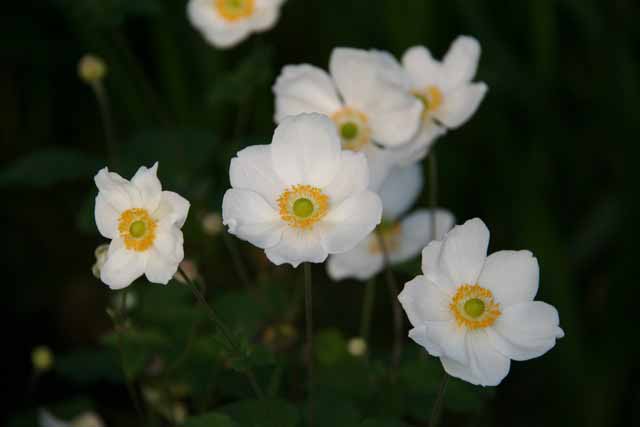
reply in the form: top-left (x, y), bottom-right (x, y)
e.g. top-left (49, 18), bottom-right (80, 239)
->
top-left (340, 122), bottom-right (358, 140)
top-left (129, 220), bottom-right (147, 238)
top-left (293, 198), bottom-right (314, 218)
top-left (463, 298), bottom-right (485, 318)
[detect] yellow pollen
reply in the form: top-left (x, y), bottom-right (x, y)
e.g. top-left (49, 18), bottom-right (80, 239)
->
top-left (214, 0), bottom-right (255, 21)
top-left (278, 185), bottom-right (329, 229)
top-left (450, 284), bottom-right (501, 330)
top-left (414, 85), bottom-right (444, 120)
top-left (368, 221), bottom-right (402, 254)
top-left (118, 208), bottom-right (157, 252)
top-left (331, 107), bottom-right (371, 151)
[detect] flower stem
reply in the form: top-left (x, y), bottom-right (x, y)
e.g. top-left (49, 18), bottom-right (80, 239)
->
top-left (428, 149), bottom-right (438, 238)
top-left (429, 372), bottom-right (450, 427)
top-left (92, 82), bottom-right (119, 168)
top-left (179, 267), bottom-right (264, 398)
top-left (222, 230), bottom-right (252, 288)
top-left (375, 231), bottom-right (404, 376)
top-left (303, 263), bottom-right (314, 427)
top-left (360, 277), bottom-right (376, 343)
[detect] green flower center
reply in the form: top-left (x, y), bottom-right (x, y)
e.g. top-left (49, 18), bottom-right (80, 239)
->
top-left (340, 122), bottom-right (358, 140)
top-left (129, 220), bottom-right (147, 238)
top-left (293, 198), bottom-right (314, 218)
top-left (463, 298), bottom-right (485, 318)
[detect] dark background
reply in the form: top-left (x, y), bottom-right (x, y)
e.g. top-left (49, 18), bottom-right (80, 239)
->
top-left (2, 0), bottom-right (638, 426)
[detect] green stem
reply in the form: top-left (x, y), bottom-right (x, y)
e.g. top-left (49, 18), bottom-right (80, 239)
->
top-left (360, 277), bottom-right (376, 343)
top-left (304, 263), bottom-right (314, 427)
top-left (429, 372), bottom-right (450, 427)
top-left (92, 81), bottom-right (119, 167)
top-left (178, 267), bottom-right (264, 398)
top-left (428, 150), bottom-right (438, 239)
top-left (222, 230), bottom-right (252, 288)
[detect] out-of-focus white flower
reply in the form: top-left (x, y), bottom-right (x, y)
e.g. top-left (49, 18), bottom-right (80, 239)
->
top-left (91, 244), bottom-right (109, 279)
top-left (273, 48), bottom-right (424, 189)
top-left (39, 410), bottom-right (105, 427)
top-left (94, 163), bottom-right (190, 289)
top-left (78, 54), bottom-right (107, 84)
top-left (173, 259), bottom-right (200, 284)
top-left (397, 36), bottom-right (488, 163)
top-left (347, 337), bottom-right (367, 357)
top-left (187, 0), bottom-right (286, 49)
top-left (222, 113), bottom-right (382, 267)
top-left (32, 346), bottom-right (54, 372)
top-left (201, 212), bottom-right (223, 236)
top-left (327, 163), bottom-right (454, 281)
top-left (398, 218), bottom-right (564, 386)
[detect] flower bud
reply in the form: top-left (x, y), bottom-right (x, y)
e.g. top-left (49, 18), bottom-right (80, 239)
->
top-left (78, 54), bottom-right (107, 84)
top-left (347, 337), bottom-right (367, 357)
top-left (92, 244), bottom-right (109, 279)
top-left (31, 346), bottom-right (54, 372)
top-left (202, 212), bottom-right (223, 236)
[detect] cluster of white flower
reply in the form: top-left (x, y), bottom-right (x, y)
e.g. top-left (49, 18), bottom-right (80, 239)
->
top-left (91, 6), bottom-right (563, 389)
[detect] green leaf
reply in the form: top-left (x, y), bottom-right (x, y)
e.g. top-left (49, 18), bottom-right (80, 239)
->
top-left (222, 398), bottom-right (299, 427)
top-left (101, 328), bottom-right (170, 379)
top-left (183, 412), bottom-right (238, 427)
top-left (0, 148), bottom-right (103, 188)
top-left (314, 328), bottom-right (348, 366)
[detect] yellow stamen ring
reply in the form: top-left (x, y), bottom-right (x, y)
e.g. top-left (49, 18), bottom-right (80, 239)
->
top-left (118, 208), bottom-right (157, 252)
top-left (278, 185), bottom-right (329, 229)
top-left (214, 0), bottom-right (255, 22)
top-left (331, 107), bottom-right (371, 151)
top-left (413, 85), bottom-right (444, 120)
top-left (450, 284), bottom-right (501, 329)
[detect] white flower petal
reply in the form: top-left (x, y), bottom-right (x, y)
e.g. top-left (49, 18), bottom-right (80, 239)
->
top-left (465, 329), bottom-right (511, 386)
top-left (39, 410), bottom-right (71, 427)
top-left (389, 122), bottom-right (446, 166)
top-left (408, 325), bottom-right (444, 357)
top-left (95, 194), bottom-right (120, 239)
top-left (423, 320), bottom-right (468, 365)
top-left (440, 356), bottom-right (481, 385)
top-left (322, 150), bottom-right (369, 206)
top-left (434, 82), bottom-right (487, 129)
top-left (365, 87), bottom-right (423, 146)
top-left (401, 45), bottom-right (443, 90)
top-left (94, 167), bottom-right (141, 212)
top-left (441, 36), bottom-right (481, 91)
top-left (100, 239), bottom-right (147, 289)
top-left (361, 143), bottom-right (394, 192)
top-left (379, 163), bottom-right (423, 221)
top-left (439, 218), bottom-right (490, 286)
top-left (421, 240), bottom-right (456, 294)
top-left (273, 65), bottom-right (342, 122)
top-left (222, 189), bottom-right (284, 249)
top-left (145, 229), bottom-right (184, 285)
top-left (264, 227), bottom-right (328, 267)
top-left (320, 191), bottom-right (382, 253)
top-left (398, 275), bottom-right (452, 326)
top-left (271, 113), bottom-right (341, 187)
top-left (251, 0), bottom-right (282, 31)
top-left (329, 47), bottom-right (378, 109)
top-left (153, 191), bottom-right (190, 228)
top-left (392, 209), bottom-right (455, 264)
top-left (478, 250), bottom-right (539, 307)
top-left (326, 236), bottom-right (383, 281)
top-left (229, 144), bottom-right (285, 208)
top-left (487, 301), bottom-right (564, 361)
top-left (131, 162), bottom-right (162, 211)
top-left (187, 0), bottom-right (252, 49)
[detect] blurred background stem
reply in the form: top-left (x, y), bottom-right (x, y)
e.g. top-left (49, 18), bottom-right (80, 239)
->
top-left (428, 149), bottom-right (438, 237)
top-left (429, 372), bottom-right (450, 427)
top-left (91, 81), bottom-right (119, 168)
top-left (304, 263), bottom-right (314, 427)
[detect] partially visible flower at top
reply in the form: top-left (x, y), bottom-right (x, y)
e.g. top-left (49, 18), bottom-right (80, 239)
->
top-left (78, 54), bottom-right (107, 85)
top-left (347, 337), bottom-right (367, 357)
top-left (39, 410), bottom-right (105, 427)
top-left (32, 346), bottom-right (54, 372)
top-left (327, 163), bottom-right (454, 281)
top-left (201, 211), bottom-right (224, 236)
top-left (273, 47), bottom-right (424, 189)
top-left (398, 218), bottom-right (564, 386)
top-left (94, 163), bottom-right (190, 289)
top-left (173, 259), bottom-right (200, 284)
top-left (187, 0), bottom-right (286, 49)
top-left (398, 36), bottom-right (487, 163)
top-left (91, 244), bottom-right (109, 279)
top-left (222, 113), bottom-right (382, 267)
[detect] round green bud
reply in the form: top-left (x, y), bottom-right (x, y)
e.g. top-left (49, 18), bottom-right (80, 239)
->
top-left (129, 220), bottom-right (147, 238)
top-left (32, 346), bottom-right (54, 372)
top-left (463, 298), bottom-right (485, 318)
top-left (293, 198), bottom-right (314, 218)
top-left (78, 54), bottom-right (107, 84)
top-left (340, 122), bottom-right (358, 140)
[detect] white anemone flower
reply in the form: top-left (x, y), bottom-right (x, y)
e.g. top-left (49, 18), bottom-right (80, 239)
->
top-left (327, 163), bottom-right (454, 281)
top-left (398, 218), bottom-right (564, 386)
top-left (187, 0), bottom-right (285, 49)
top-left (94, 163), bottom-right (190, 289)
top-left (222, 113), bottom-right (383, 267)
top-left (273, 48), bottom-right (424, 190)
top-left (397, 36), bottom-right (488, 164)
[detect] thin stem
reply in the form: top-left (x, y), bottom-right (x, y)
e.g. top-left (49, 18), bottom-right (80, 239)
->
top-left (428, 150), bottom-right (438, 239)
top-left (178, 267), bottom-right (264, 398)
top-left (222, 230), bottom-right (252, 288)
top-left (304, 263), bottom-right (314, 427)
top-left (429, 372), bottom-right (450, 427)
top-left (376, 231), bottom-right (404, 374)
top-left (360, 277), bottom-right (376, 343)
top-left (92, 82), bottom-right (119, 167)
top-left (114, 290), bottom-right (146, 425)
